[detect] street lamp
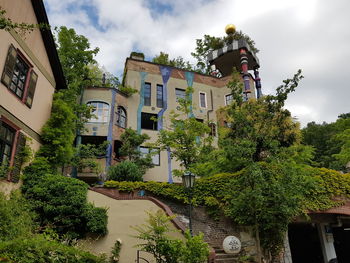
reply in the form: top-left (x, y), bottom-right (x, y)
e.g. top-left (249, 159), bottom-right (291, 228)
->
top-left (182, 171), bottom-right (195, 236)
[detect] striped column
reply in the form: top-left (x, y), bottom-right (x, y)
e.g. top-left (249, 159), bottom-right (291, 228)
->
top-left (239, 48), bottom-right (251, 101)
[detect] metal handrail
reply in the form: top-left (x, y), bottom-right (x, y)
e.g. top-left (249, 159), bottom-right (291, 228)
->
top-left (136, 250), bottom-right (151, 263)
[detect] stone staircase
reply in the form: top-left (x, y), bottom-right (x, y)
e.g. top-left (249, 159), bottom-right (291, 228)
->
top-left (213, 247), bottom-right (238, 263)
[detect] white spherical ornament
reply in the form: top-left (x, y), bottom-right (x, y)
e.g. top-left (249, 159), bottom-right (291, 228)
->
top-left (222, 236), bottom-right (241, 254)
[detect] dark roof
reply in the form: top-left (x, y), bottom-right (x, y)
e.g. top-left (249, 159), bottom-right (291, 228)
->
top-left (30, 0), bottom-right (67, 90)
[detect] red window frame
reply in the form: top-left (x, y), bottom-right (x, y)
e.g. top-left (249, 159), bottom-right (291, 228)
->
top-left (1, 45), bottom-right (38, 108)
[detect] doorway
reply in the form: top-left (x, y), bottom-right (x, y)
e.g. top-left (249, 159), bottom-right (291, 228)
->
top-left (288, 224), bottom-right (324, 263)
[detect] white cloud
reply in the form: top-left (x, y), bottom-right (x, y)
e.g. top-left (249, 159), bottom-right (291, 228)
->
top-left (44, 0), bottom-right (350, 126)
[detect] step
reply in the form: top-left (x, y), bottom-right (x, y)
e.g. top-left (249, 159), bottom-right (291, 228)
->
top-left (214, 259), bottom-right (237, 263)
top-left (215, 253), bottom-right (237, 259)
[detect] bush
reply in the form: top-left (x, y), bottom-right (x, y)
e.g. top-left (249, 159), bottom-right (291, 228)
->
top-left (22, 161), bottom-right (108, 238)
top-left (0, 235), bottom-right (107, 263)
top-left (0, 191), bottom-right (34, 242)
top-left (107, 161), bottom-right (143, 182)
top-left (83, 204), bottom-right (108, 236)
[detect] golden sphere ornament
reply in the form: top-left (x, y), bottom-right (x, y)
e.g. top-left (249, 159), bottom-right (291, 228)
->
top-left (225, 24), bottom-right (236, 35)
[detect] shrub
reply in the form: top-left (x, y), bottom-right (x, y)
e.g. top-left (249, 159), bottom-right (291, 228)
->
top-left (83, 204), bottom-right (108, 236)
top-left (0, 235), bottom-right (107, 263)
top-left (133, 210), bottom-right (209, 263)
top-left (0, 191), bottom-right (34, 242)
top-left (22, 162), bottom-right (108, 238)
top-left (107, 161), bottom-right (143, 182)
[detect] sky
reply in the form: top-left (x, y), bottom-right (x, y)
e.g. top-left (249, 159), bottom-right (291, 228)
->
top-left (44, 0), bottom-right (350, 127)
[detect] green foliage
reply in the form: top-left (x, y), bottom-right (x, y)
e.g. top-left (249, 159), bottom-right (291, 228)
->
top-left (72, 142), bottom-right (108, 174)
top-left (218, 70), bottom-right (303, 173)
top-left (36, 93), bottom-right (76, 168)
top-left (152, 52), bottom-right (194, 71)
top-left (133, 210), bottom-right (208, 263)
top-left (56, 26), bottom-right (99, 95)
top-left (130, 51), bottom-right (145, 60)
top-left (302, 113), bottom-right (350, 171)
top-left (0, 163), bottom-right (9, 179)
top-left (107, 161), bottom-right (143, 182)
top-left (0, 191), bottom-right (34, 242)
top-left (191, 32), bottom-right (258, 74)
top-left (120, 128), bottom-right (154, 174)
top-left (180, 231), bottom-right (209, 263)
top-left (156, 87), bottom-right (212, 175)
top-left (110, 239), bottom-right (122, 263)
top-left (87, 63), bottom-right (120, 88)
top-left (22, 162), bottom-right (108, 238)
top-left (118, 85), bottom-right (138, 97)
top-left (0, 235), bottom-right (107, 263)
top-left (0, 7), bottom-right (48, 34)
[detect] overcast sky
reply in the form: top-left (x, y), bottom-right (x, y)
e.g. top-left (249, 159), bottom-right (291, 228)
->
top-left (44, 0), bottom-right (350, 127)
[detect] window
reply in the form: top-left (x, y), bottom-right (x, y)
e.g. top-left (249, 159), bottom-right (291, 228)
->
top-left (1, 45), bottom-right (38, 107)
top-left (196, 118), bottom-right (204, 123)
top-left (175, 88), bottom-right (186, 102)
top-left (156, 84), bottom-right (163, 108)
top-left (144, 82), bottom-right (151, 106)
top-left (87, 101), bottom-right (110, 123)
top-left (199, 92), bottom-right (207, 108)
top-left (140, 146), bottom-right (160, 166)
top-left (115, 106), bottom-right (127, 128)
top-left (141, 112), bottom-right (157, 130)
top-left (225, 94), bottom-right (233, 105)
top-left (209, 123), bottom-right (216, 136)
top-left (0, 122), bottom-right (15, 166)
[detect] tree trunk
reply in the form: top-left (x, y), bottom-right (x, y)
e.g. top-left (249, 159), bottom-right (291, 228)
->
top-left (255, 221), bottom-right (262, 263)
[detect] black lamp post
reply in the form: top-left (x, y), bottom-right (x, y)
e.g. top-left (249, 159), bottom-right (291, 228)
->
top-left (182, 171), bottom-right (195, 236)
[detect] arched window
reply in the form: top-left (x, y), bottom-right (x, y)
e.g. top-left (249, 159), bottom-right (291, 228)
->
top-left (115, 106), bottom-right (127, 128)
top-left (87, 101), bottom-right (110, 123)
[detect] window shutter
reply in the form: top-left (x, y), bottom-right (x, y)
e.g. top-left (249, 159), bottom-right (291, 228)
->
top-left (10, 132), bottom-right (26, 183)
top-left (25, 71), bottom-right (38, 107)
top-left (1, 44), bottom-right (17, 88)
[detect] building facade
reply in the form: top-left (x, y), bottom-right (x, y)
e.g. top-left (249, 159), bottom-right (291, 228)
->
top-left (0, 0), bottom-right (66, 182)
top-left (80, 56), bottom-right (257, 183)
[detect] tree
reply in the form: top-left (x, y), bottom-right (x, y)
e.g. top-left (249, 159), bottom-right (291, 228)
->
top-left (217, 70), bottom-right (309, 262)
top-left (191, 32), bottom-right (259, 74)
top-left (302, 113), bottom-right (350, 171)
top-left (152, 52), bottom-right (193, 71)
top-left (218, 70), bottom-right (303, 173)
top-left (156, 87), bottom-right (212, 176)
top-left (119, 128), bottom-right (154, 174)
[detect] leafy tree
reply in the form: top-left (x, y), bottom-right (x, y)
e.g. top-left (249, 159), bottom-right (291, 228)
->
top-left (55, 26), bottom-right (99, 96)
top-left (156, 87), bottom-right (212, 176)
top-left (133, 210), bottom-right (209, 263)
top-left (152, 52), bottom-right (194, 71)
top-left (302, 113), bottom-right (350, 171)
top-left (218, 70), bottom-right (303, 173)
top-left (87, 63), bottom-right (120, 87)
top-left (120, 128), bottom-right (154, 174)
top-left (191, 32), bottom-right (258, 74)
top-left (217, 70), bottom-right (308, 262)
